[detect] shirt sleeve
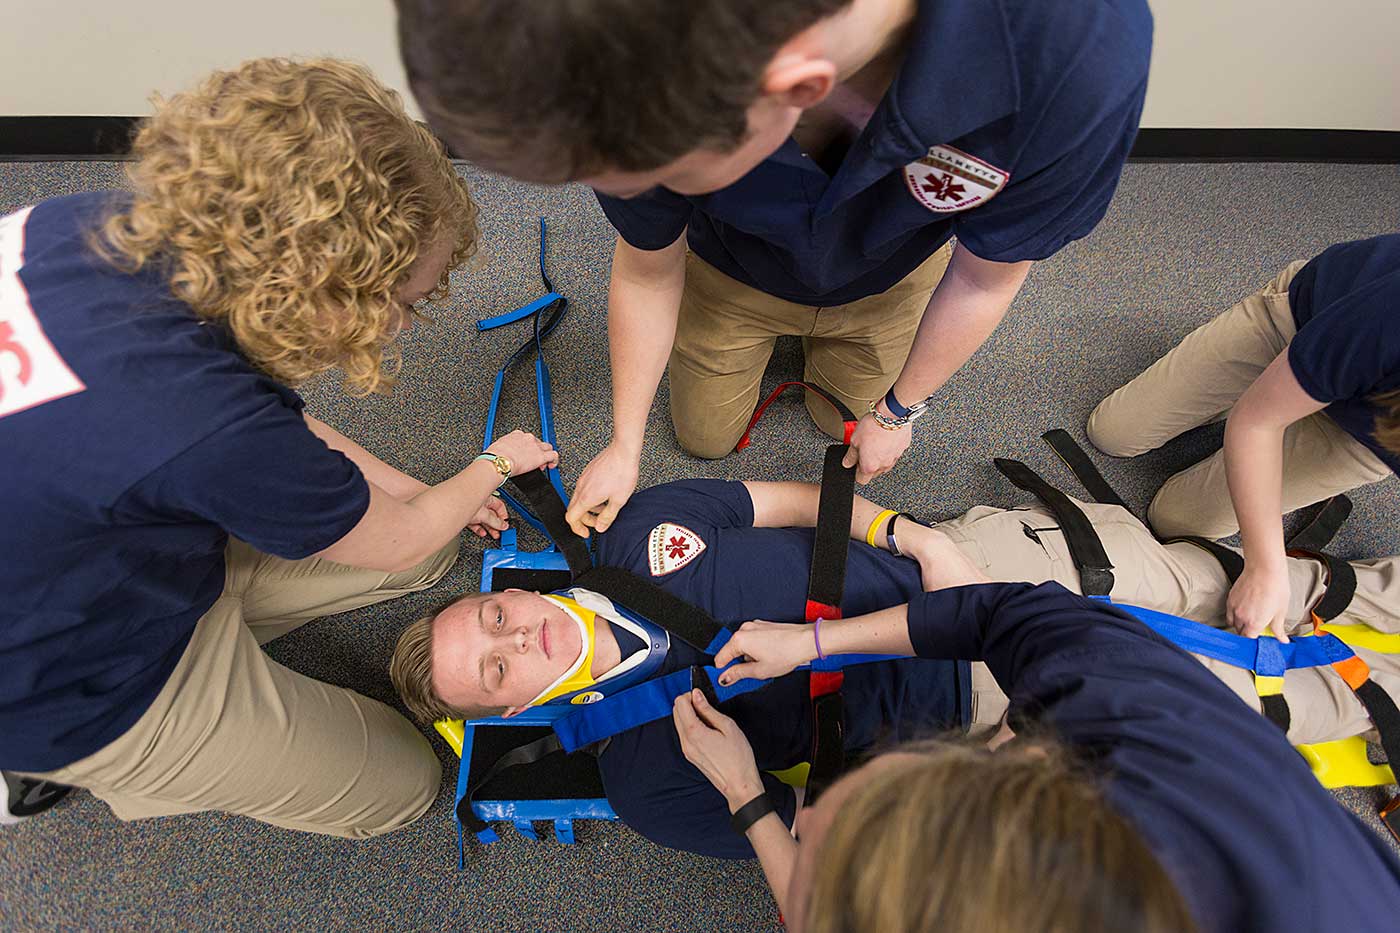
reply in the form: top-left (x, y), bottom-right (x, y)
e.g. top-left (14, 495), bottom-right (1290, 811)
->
top-left (594, 189), bottom-right (694, 251)
top-left (954, 74), bottom-right (1147, 264)
top-left (125, 395), bottom-right (370, 560)
top-left (599, 719), bottom-right (798, 860)
top-left (1287, 277), bottom-right (1400, 405)
top-left (594, 479), bottom-right (755, 567)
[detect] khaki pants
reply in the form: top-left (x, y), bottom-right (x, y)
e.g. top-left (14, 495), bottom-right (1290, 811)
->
top-left (27, 538), bottom-right (459, 839)
top-left (937, 499), bottom-right (1400, 746)
top-left (669, 243), bottom-right (954, 458)
top-left (1086, 260), bottom-right (1391, 539)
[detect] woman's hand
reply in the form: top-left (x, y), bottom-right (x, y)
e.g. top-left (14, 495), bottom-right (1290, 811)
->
top-left (714, 621), bottom-right (818, 686)
top-left (564, 442), bottom-right (640, 537)
top-left (1227, 561), bottom-right (1293, 641)
top-left (466, 495), bottom-right (509, 539)
top-left (485, 430), bottom-right (559, 477)
top-left (673, 689), bottom-right (765, 810)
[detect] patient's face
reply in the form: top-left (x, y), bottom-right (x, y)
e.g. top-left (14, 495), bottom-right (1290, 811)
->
top-left (431, 589), bottom-right (581, 714)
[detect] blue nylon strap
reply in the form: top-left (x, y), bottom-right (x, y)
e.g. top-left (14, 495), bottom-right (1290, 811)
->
top-left (553, 653), bottom-right (902, 753)
top-left (476, 292), bottom-right (564, 332)
top-left (1106, 600), bottom-right (1353, 674)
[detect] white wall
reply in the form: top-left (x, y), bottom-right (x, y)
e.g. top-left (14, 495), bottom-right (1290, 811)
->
top-left (1142, 0), bottom-right (1400, 130)
top-left (2, 0), bottom-right (1398, 131)
top-left (0, 1), bottom-right (418, 118)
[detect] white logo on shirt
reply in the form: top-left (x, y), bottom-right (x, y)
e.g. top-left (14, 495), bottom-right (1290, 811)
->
top-left (0, 207), bottom-right (86, 419)
top-left (903, 145), bottom-right (1010, 214)
top-left (647, 523), bottom-right (707, 576)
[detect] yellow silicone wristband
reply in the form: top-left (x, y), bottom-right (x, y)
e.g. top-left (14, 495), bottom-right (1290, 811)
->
top-left (865, 509), bottom-right (898, 547)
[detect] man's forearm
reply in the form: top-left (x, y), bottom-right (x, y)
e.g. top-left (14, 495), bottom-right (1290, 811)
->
top-left (888, 245), bottom-right (1031, 408)
top-left (607, 234), bottom-right (687, 452)
top-left (743, 480), bottom-right (898, 547)
top-left (1224, 417), bottom-right (1287, 566)
top-left (304, 414), bottom-right (429, 500)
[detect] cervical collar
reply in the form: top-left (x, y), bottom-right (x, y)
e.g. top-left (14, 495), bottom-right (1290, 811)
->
top-left (525, 594), bottom-right (601, 707)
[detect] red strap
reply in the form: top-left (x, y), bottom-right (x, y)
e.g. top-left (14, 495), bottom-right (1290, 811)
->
top-left (810, 670), bottom-right (845, 699)
top-left (735, 381), bottom-right (857, 451)
top-left (805, 599), bottom-right (841, 624)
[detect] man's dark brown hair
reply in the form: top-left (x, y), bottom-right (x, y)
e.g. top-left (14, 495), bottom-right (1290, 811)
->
top-left (395, 0), bottom-right (851, 183)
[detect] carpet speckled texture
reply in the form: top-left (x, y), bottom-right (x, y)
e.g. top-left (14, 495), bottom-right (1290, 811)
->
top-left (2, 160), bottom-right (1398, 931)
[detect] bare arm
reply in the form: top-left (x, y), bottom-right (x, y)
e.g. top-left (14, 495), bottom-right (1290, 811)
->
top-left (1223, 350), bottom-right (1327, 639)
top-left (314, 430), bottom-right (556, 573)
top-left (565, 233), bottom-right (688, 536)
top-left (304, 413), bottom-right (428, 501)
top-left (847, 244), bottom-right (1032, 483)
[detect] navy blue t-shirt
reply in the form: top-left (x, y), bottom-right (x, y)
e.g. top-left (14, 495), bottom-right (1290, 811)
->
top-left (591, 479), bottom-right (966, 858)
top-left (1287, 233), bottom-right (1400, 473)
top-left (0, 193), bottom-right (370, 772)
top-left (908, 581), bottom-right (1400, 933)
top-left (597, 0), bottom-right (1152, 305)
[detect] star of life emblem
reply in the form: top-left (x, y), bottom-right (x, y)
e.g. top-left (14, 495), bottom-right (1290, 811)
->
top-left (647, 523), bottom-right (706, 577)
top-left (903, 144), bottom-right (1010, 214)
top-left (0, 207), bottom-right (87, 419)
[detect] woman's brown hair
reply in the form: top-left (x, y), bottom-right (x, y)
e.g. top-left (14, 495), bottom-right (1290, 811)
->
top-left (96, 57), bottom-right (478, 395)
top-left (802, 740), bottom-right (1199, 933)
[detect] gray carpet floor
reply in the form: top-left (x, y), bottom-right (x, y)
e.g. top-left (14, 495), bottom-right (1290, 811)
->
top-left (2, 160), bottom-right (1399, 932)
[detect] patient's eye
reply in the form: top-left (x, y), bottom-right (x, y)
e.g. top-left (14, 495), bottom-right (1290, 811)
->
top-left (495, 657), bottom-right (506, 687)
top-left (494, 607), bottom-right (504, 632)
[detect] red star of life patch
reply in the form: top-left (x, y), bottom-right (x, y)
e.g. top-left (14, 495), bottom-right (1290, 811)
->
top-left (0, 207), bottom-right (86, 420)
top-left (903, 144), bottom-right (1010, 214)
top-left (647, 522), bottom-right (706, 577)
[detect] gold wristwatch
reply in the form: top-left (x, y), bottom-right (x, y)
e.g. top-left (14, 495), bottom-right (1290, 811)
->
top-left (473, 452), bottom-right (513, 481)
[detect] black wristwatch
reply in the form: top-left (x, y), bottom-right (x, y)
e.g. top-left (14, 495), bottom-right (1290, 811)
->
top-left (729, 792), bottom-right (776, 835)
top-left (885, 512), bottom-right (923, 558)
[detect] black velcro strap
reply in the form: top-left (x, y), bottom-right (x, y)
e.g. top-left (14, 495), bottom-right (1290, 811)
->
top-left (993, 458), bottom-right (1115, 597)
top-left (573, 565), bottom-right (726, 656)
top-left (1352, 679), bottom-right (1400, 780)
top-left (1259, 693), bottom-right (1292, 734)
top-left (690, 665), bottom-right (721, 708)
top-left (806, 691), bottom-right (846, 804)
top-left (808, 444), bottom-right (855, 614)
top-left (506, 470), bottom-right (593, 577)
top-left (1290, 550), bottom-right (1358, 624)
top-left (1287, 494), bottom-right (1353, 553)
top-left (1042, 429), bottom-right (1130, 509)
top-left (457, 732), bottom-right (568, 834)
top-left (1166, 536), bottom-right (1245, 584)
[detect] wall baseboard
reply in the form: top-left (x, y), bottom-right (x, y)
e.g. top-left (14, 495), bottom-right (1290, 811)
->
top-left (2, 117), bottom-right (1399, 164)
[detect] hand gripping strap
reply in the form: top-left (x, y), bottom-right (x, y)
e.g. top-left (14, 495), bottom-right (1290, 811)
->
top-left (808, 444), bottom-right (856, 621)
top-left (993, 458), bottom-right (1115, 597)
top-left (736, 382), bottom-right (858, 451)
top-left (506, 470), bottom-right (593, 576)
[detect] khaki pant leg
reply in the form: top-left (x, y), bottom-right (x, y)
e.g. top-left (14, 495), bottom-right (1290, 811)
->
top-left (1087, 260), bottom-right (1306, 457)
top-left (801, 242), bottom-right (954, 439)
top-left (31, 596), bottom-right (441, 838)
top-left (1146, 409), bottom-right (1392, 540)
top-left (227, 536), bottom-right (459, 644)
top-left (669, 253), bottom-right (807, 459)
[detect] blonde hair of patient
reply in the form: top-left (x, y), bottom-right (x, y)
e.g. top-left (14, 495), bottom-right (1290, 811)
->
top-left (95, 57), bottom-right (478, 396)
top-left (803, 739), bottom-right (1199, 933)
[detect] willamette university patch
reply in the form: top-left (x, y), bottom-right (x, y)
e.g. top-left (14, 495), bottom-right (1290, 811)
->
top-left (0, 207), bottom-right (87, 419)
top-left (647, 523), bottom-right (707, 577)
top-left (903, 144), bottom-right (1010, 214)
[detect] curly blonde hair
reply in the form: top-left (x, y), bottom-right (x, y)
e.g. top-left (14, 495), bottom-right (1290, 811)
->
top-left (96, 57), bottom-right (477, 395)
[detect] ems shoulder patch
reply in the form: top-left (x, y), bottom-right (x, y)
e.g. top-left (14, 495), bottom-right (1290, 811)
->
top-left (647, 523), bottom-right (706, 577)
top-left (903, 145), bottom-right (1010, 214)
top-left (0, 207), bottom-right (86, 419)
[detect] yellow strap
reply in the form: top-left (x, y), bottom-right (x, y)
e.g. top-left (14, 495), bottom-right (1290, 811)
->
top-left (1319, 623), bottom-right (1400, 655)
top-left (1253, 674), bottom-right (1285, 698)
top-left (865, 509), bottom-right (897, 547)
